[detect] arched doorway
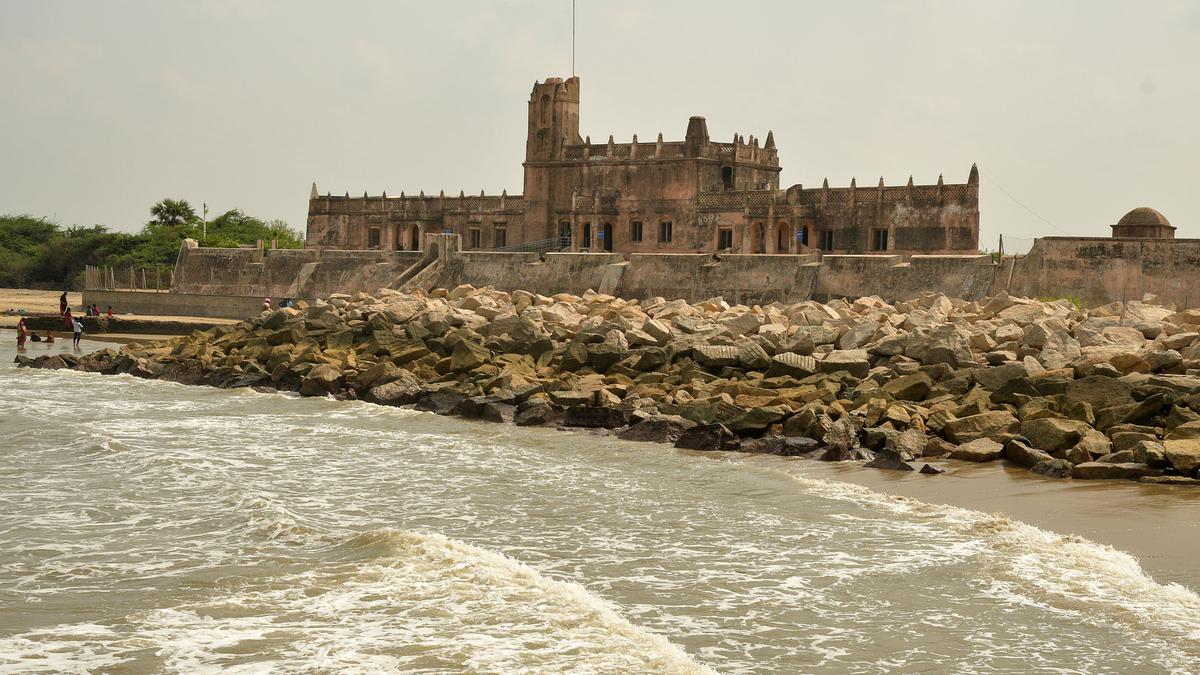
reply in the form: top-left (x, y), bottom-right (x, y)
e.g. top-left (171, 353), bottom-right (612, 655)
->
top-left (392, 224), bottom-right (402, 250)
top-left (409, 224), bottom-right (421, 251)
top-left (752, 222), bottom-right (766, 254)
top-left (559, 221), bottom-right (572, 249)
top-left (601, 223), bottom-right (613, 252)
top-left (582, 222), bottom-right (592, 250)
top-left (774, 222), bottom-right (791, 253)
top-left (797, 225), bottom-right (808, 248)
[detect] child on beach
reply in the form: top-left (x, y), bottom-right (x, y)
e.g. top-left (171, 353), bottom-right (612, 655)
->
top-left (72, 317), bottom-right (83, 347)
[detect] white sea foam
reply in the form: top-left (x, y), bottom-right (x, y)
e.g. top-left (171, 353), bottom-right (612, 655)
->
top-left (777, 469), bottom-right (1200, 657)
top-left (0, 528), bottom-right (713, 674)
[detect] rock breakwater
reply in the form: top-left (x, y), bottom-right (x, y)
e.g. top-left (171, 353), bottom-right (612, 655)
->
top-left (17, 285), bottom-right (1200, 484)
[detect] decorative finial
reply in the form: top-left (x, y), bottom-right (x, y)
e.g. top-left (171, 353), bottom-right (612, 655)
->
top-left (850, 177), bottom-right (856, 188)
top-left (764, 130), bottom-right (775, 150)
top-left (310, 182), bottom-right (318, 199)
top-left (907, 175), bottom-right (914, 187)
top-left (878, 176), bottom-right (884, 187)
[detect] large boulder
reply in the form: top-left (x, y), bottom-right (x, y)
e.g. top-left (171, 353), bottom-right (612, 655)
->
top-left (1002, 438), bottom-right (1054, 467)
top-left (1162, 439), bottom-right (1200, 476)
top-left (882, 372), bottom-right (933, 401)
top-left (674, 424), bottom-right (740, 452)
top-left (1020, 417), bottom-right (1092, 453)
top-left (1072, 462), bottom-right (1162, 480)
top-left (949, 438), bottom-right (1004, 462)
top-left (864, 448), bottom-right (914, 471)
top-left (618, 415), bottom-right (697, 444)
top-left (299, 363), bottom-right (343, 396)
top-left (1031, 458), bottom-right (1074, 478)
top-left (818, 350), bottom-right (870, 378)
top-left (943, 411), bottom-right (1020, 444)
top-left (765, 353), bottom-right (817, 378)
top-left (1063, 375), bottom-right (1134, 412)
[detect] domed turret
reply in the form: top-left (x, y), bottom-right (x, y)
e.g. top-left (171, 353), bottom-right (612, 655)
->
top-left (1111, 207), bottom-right (1175, 239)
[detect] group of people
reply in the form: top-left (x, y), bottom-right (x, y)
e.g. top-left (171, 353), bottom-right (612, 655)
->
top-left (13, 317), bottom-right (57, 347)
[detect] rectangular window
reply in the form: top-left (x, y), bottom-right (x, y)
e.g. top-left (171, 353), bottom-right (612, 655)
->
top-left (718, 229), bottom-right (733, 250)
top-left (659, 220), bottom-right (673, 243)
top-left (494, 227), bottom-right (507, 248)
top-left (368, 227), bottom-right (381, 248)
top-left (871, 228), bottom-right (888, 251)
top-left (469, 228), bottom-right (481, 249)
top-left (819, 230), bottom-right (834, 251)
top-left (631, 221), bottom-right (643, 242)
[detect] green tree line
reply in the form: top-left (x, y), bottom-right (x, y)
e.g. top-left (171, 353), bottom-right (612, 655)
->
top-left (0, 199), bottom-right (303, 289)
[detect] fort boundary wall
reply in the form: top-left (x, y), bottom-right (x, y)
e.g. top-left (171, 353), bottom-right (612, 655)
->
top-left (142, 234), bottom-right (1200, 320)
top-left (997, 237), bottom-right (1200, 308)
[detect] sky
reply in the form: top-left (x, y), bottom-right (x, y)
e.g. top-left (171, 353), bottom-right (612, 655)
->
top-left (1, 0), bottom-right (1198, 250)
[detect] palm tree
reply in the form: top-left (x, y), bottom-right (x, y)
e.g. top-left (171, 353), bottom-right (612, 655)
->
top-left (149, 199), bottom-right (197, 228)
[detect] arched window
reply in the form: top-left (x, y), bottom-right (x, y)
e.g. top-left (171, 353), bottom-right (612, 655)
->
top-left (721, 166), bottom-right (733, 191)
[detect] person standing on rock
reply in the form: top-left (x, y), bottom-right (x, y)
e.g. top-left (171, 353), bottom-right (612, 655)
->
top-left (59, 291), bottom-right (67, 315)
top-left (71, 316), bottom-right (83, 348)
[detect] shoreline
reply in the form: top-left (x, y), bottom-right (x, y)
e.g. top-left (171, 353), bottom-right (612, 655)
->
top-left (14, 285), bottom-right (1200, 489)
top-left (8, 329), bottom-right (1200, 590)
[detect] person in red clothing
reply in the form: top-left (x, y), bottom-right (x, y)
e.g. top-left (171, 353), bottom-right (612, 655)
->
top-left (15, 317), bottom-right (29, 347)
top-left (107, 306), bottom-right (113, 317)
top-left (62, 308), bottom-right (73, 329)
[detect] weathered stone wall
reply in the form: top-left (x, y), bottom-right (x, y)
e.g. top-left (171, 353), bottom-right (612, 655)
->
top-left (82, 290), bottom-right (266, 320)
top-left (425, 251), bottom-right (623, 297)
top-left (814, 254), bottom-right (995, 302)
top-left (614, 254), bottom-right (821, 305)
top-left (171, 240), bottom-right (420, 299)
top-left (1000, 237), bottom-right (1200, 308)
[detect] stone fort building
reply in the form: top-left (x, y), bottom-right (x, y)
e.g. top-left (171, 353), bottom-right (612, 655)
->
top-left (305, 76), bottom-right (979, 256)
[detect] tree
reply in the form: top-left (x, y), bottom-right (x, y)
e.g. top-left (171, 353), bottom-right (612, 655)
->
top-left (149, 198), bottom-right (197, 228)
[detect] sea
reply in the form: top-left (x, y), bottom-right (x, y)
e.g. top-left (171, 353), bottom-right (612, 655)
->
top-left (2, 336), bottom-right (1199, 674)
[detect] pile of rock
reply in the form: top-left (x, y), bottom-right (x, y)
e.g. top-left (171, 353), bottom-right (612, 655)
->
top-left (19, 286), bottom-right (1200, 484)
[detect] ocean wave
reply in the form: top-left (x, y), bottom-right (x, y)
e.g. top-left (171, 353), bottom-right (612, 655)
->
top-left (777, 470), bottom-right (1200, 656)
top-left (0, 527), bottom-right (714, 674)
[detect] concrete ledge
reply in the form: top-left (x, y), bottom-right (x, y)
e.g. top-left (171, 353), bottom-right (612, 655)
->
top-left (82, 290), bottom-right (268, 320)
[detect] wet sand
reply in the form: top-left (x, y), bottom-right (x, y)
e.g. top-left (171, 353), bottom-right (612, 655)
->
top-left (775, 456), bottom-right (1200, 588)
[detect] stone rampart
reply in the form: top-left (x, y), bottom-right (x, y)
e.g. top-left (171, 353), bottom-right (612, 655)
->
top-left (999, 237), bottom-right (1200, 308)
top-left (615, 254), bottom-right (821, 305)
top-left (814, 254), bottom-right (995, 302)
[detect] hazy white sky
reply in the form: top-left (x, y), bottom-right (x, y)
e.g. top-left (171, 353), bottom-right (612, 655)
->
top-left (2, 0), bottom-right (1197, 248)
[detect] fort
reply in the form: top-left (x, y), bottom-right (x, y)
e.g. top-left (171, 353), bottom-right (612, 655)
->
top-left (82, 77), bottom-right (1190, 317)
top-left (305, 76), bottom-right (979, 257)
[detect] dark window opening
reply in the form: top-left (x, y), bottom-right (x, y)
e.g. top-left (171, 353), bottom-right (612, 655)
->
top-left (631, 221), bottom-right (643, 242)
top-left (819, 230), bottom-right (834, 251)
top-left (582, 222), bottom-right (592, 249)
top-left (469, 228), bottom-right (481, 248)
top-left (495, 227), bottom-right (507, 248)
top-left (871, 228), bottom-right (888, 251)
top-left (659, 221), bottom-right (673, 243)
top-left (410, 225), bottom-right (420, 251)
top-left (601, 223), bottom-right (613, 252)
top-left (721, 166), bottom-right (733, 191)
top-left (368, 227), bottom-right (381, 248)
top-left (559, 221), bottom-right (572, 247)
top-left (797, 226), bottom-right (808, 246)
top-left (718, 229), bottom-right (733, 250)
